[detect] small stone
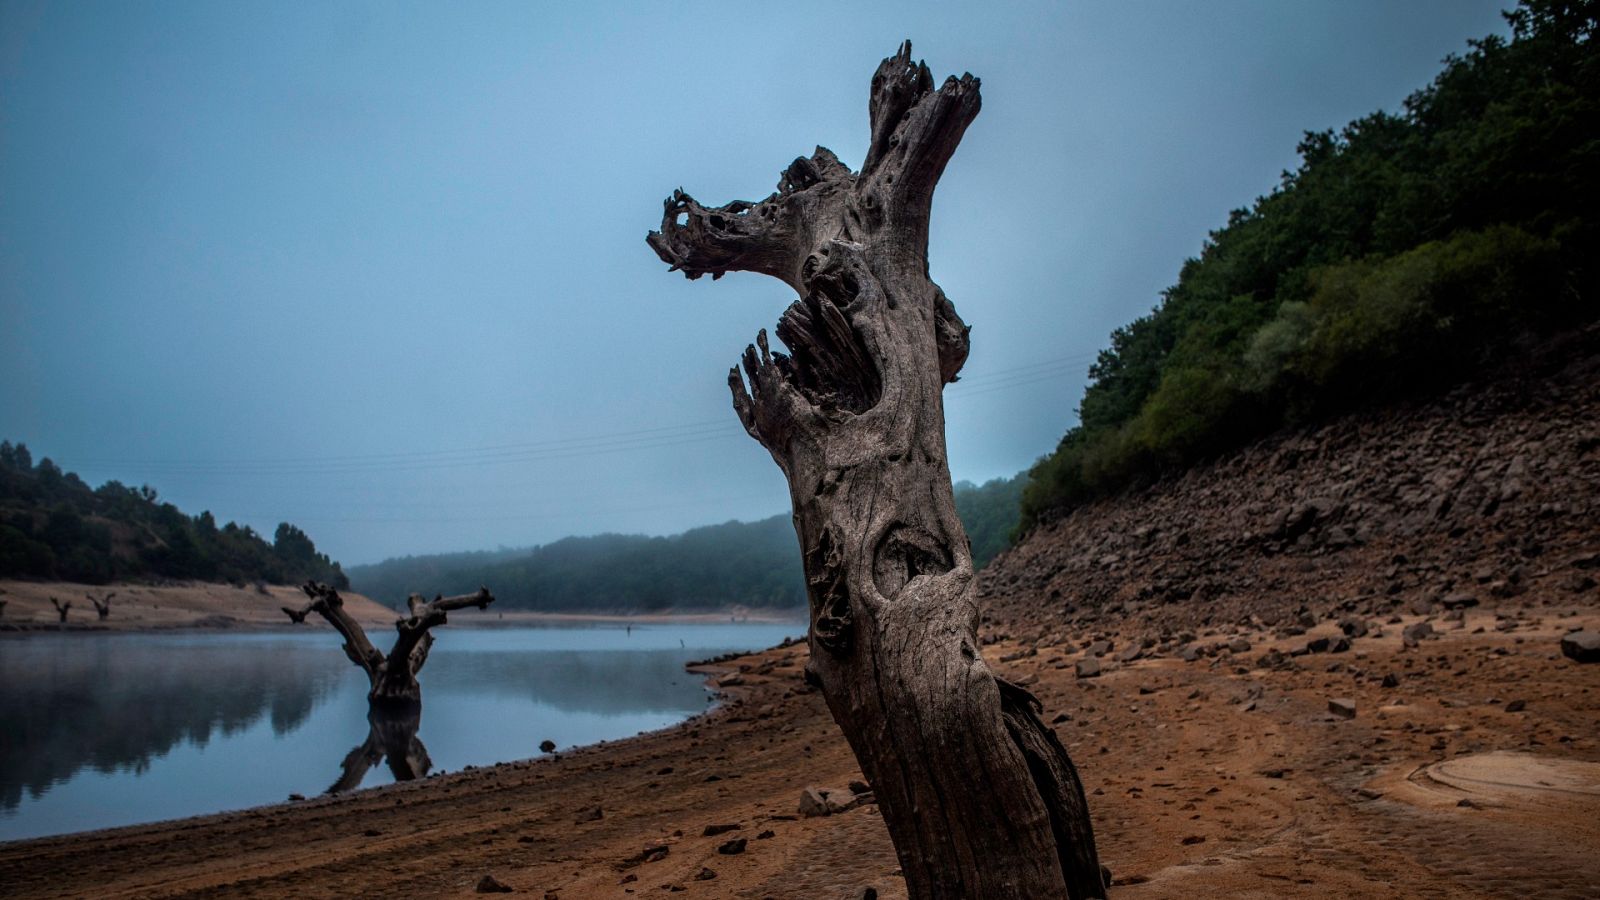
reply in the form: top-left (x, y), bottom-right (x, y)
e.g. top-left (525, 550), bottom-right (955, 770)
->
top-left (287, 793), bottom-right (305, 802)
top-left (1180, 835), bottom-right (1206, 845)
top-left (756, 830), bottom-right (775, 839)
top-left (1328, 698), bottom-right (1357, 719)
top-left (694, 867), bottom-right (717, 881)
top-left (1306, 637), bottom-right (1331, 654)
top-left (1076, 658), bottom-right (1102, 679)
top-left (716, 673), bottom-right (745, 687)
top-left (1381, 673), bottom-right (1400, 689)
top-left (717, 838), bottom-right (747, 855)
top-left (574, 806), bottom-right (602, 823)
top-left (1227, 637), bottom-right (1250, 654)
top-left (702, 823), bottom-right (739, 837)
top-left (1441, 593), bottom-right (1479, 610)
top-left (539, 739), bottom-right (556, 754)
top-left (475, 874), bottom-right (515, 893)
top-left (1339, 618), bottom-right (1368, 638)
top-left (1505, 699), bottom-right (1526, 713)
top-left (1560, 631), bottom-right (1600, 663)
top-left (1402, 622), bottom-right (1434, 646)
top-left (1088, 639), bottom-right (1113, 657)
top-left (799, 786), bottom-right (832, 817)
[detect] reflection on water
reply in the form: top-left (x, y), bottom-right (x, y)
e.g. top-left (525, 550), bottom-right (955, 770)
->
top-left (0, 622), bottom-right (798, 841)
top-left (331, 708), bottom-right (430, 794)
top-left (0, 633), bottom-right (349, 813)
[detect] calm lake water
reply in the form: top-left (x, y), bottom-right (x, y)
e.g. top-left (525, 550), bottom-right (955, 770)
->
top-left (0, 622), bottom-right (799, 842)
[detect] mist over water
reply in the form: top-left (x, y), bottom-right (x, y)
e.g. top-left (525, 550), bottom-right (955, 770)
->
top-left (0, 623), bottom-right (799, 841)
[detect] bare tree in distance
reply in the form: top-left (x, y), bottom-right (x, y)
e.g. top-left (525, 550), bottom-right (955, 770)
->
top-left (49, 596), bottom-right (71, 624)
top-left (282, 582), bottom-right (494, 707)
top-left (87, 591), bottom-right (116, 621)
top-left (648, 41), bottom-right (1104, 899)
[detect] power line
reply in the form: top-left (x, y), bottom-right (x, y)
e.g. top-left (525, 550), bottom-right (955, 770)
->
top-left (61, 350), bottom-right (1099, 477)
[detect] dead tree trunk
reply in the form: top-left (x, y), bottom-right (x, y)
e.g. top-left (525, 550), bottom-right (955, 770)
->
top-left (50, 597), bottom-right (70, 624)
top-left (283, 582), bottom-right (494, 707)
top-left (87, 592), bottom-right (115, 621)
top-left (647, 41), bottom-right (1104, 900)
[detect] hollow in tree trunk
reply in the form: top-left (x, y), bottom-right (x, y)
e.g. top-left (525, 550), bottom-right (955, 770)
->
top-left (283, 582), bottom-right (494, 707)
top-left (647, 41), bottom-right (1104, 900)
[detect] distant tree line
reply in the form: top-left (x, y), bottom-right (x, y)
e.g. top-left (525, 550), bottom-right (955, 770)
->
top-left (348, 476), bottom-right (1025, 612)
top-left (0, 441), bottom-right (348, 587)
top-left (1020, 0), bottom-right (1599, 532)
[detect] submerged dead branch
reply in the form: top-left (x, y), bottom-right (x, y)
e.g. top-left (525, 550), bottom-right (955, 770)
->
top-left (283, 581), bottom-right (494, 706)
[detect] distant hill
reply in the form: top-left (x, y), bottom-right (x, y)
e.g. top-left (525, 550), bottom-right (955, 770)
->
top-left (0, 441), bottom-right (348, 588)
top-left (349, 475), bottom-right (1025, 612)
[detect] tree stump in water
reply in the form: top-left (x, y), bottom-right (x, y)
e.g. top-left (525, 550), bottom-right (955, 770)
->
top-left (283, 582), bottom-right (494, 707)
top-left (648, 40), bottom-right (1104, 900)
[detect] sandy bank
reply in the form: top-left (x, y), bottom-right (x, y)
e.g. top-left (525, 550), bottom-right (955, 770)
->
top-left (0, 595), bottom-right (1595, 899)
top-left (0, 580), bottom-right (396, 633)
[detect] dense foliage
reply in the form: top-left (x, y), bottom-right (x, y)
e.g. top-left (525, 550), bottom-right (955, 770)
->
top-left (350, 476), bottom-right (1026, 611)
top-left (954, 474), bottom-right (1026, 569)
top-left (1020, 0), bottom-right (1598, 531)
top-left (0, 441), bottom-right (348, 587)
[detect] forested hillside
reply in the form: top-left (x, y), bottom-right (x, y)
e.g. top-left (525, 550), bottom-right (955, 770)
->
top-left (0, 441), bottom-right (348, 587)
top-left (1021, 0), bottom-right (1598, 531)
top-left (349, 475), bottom-right (1025, 611)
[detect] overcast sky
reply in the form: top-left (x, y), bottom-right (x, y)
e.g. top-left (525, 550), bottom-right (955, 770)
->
top-left (1, 0), bottom-right (1511, 564)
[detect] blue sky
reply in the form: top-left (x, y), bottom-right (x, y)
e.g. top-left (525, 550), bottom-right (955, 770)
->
top-left (0, 1), bottom-right (1512, 564)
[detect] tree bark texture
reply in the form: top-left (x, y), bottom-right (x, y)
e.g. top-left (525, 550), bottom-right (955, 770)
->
top-left (648, 41), bottom-right (1104, 900)
top-left (284, 582), bottom-right (494, 707)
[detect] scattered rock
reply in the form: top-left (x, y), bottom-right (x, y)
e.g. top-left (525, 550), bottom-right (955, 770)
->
top-left (1328, 698), bottom-right (1357, 719)
top-left (1560, 631), bottom-right (1600, 663)
top-left (702, 823), bottom-right (740, 837)
top-left (716, 674), bottom-right (745, 687)
top-left (1381, 673), bottom-right (1400, 688)
top-left (717, 838), bottom-right (746, 855)
top-left (539, 740), bottom-right (556, 754)
top-left (1402, 622), bottom-right (1434, 647)
top-left (1504, 699), bottom-right (1527, 713)
top-left (1339, 617), bottom-right (1368, 638)
top-left (799, 786), bottom-right (859, 817)
top-left (1076, 658), bottom-right (1102, 678)
top-left (1441, 593), bottom-right (1479, 610)
top-left (476, 874), bottom-right (515, 893)
top-left (574, 806), bottom-right (602, 823)
top-left (694, 867), bottom-right (717, 881)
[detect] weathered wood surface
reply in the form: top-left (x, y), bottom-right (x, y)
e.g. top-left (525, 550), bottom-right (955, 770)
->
top-left (283, 581), bottom-right (493, 706)
top-left (649, 40), bottom-right (1104, 900)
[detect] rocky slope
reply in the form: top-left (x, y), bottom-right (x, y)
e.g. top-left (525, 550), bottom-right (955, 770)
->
top-left (979, 325), bottom-right (1600, 655)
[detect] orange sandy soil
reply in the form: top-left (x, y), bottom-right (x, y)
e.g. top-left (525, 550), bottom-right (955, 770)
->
top-left (0, 598), bottom-right (1595, 899)
top-left (0, 580), bottom-right (397, 631)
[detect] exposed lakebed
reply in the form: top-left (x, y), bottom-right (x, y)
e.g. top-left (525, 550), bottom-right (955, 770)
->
top-left (0, 622), bottom-right (799, 841)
